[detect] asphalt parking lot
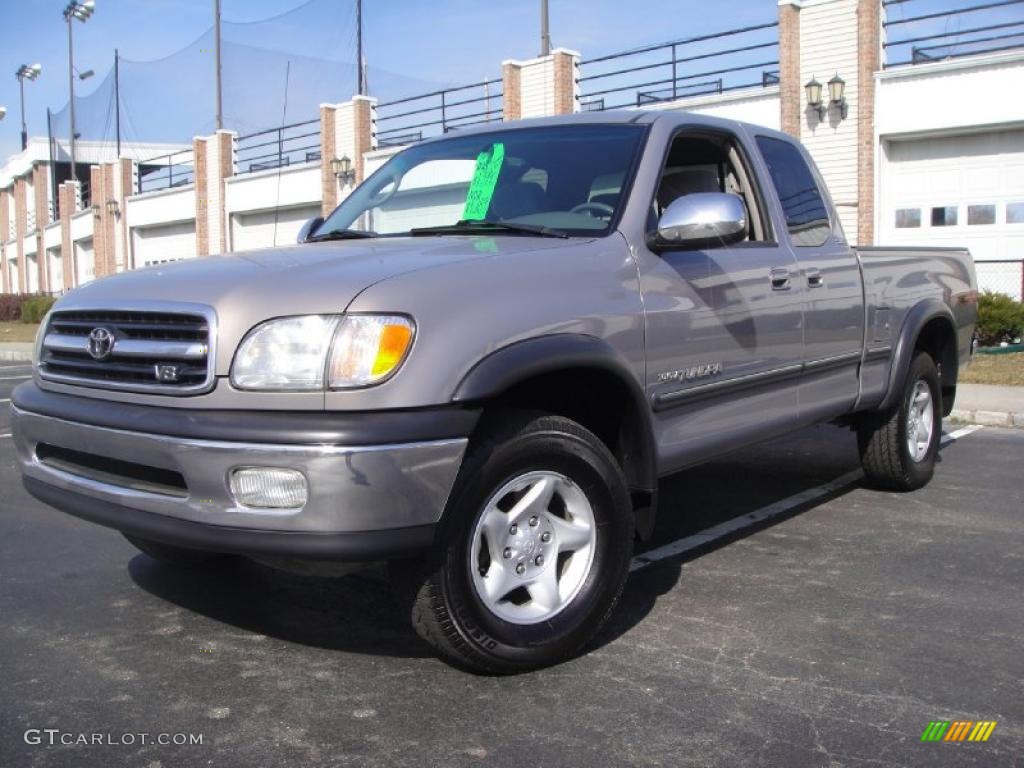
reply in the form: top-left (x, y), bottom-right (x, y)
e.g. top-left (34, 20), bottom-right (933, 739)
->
top-left (0, 359), bottom-right (1021, 768)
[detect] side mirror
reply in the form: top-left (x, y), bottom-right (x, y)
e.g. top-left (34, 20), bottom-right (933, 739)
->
top-left (650, 192), bottom-right (748, 251)
top-left (296, 216), bottom-right (324, 244)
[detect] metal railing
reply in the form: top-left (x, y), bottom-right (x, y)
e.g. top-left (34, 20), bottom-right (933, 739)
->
top-left (235, 117), bottom-right (321, 175)
top-left (883, 0), bottom-right (1024, 67)
top-left (578, 22), bottom-right (779, 111)
top-left (376, 79), bottom-right (503, 145)
top-left (136, 149), bottom-right (195, 194)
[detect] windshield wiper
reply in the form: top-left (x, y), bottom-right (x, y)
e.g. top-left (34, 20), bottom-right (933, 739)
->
top-left (305, 228), bottom-right (377, 242)
top-left (409, 220), bottom-right (569, 239)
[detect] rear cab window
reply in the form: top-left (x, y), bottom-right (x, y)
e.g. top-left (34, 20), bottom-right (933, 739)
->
top-left (755, 136), bottom-right (831, 247)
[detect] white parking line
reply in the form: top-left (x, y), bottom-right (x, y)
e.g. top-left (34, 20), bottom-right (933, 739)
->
top-left (0, 375), bottom-right (31, 380)
top-left (941, 424), bottom-right (985, 444)
top-left (0, 398), bottom-right (9, 403)
top-left (629, 425), bottom-right (985, 573)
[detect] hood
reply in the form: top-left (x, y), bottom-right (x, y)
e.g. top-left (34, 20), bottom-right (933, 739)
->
top-left (55, 235), bottom-right (579, 374)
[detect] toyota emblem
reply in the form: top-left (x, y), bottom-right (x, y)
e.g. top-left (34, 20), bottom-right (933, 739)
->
top-left (87, 327), bottom-right (116, 360)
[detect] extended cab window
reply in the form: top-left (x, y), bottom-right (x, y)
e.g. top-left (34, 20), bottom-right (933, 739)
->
top-left (755, 136), bottom-right (831, 247)
top-left (652, 132), bottom-right (769, 244)
top-left (319, 125), bottom-right (646, 238)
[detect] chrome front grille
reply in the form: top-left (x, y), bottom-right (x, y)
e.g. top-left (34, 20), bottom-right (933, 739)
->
top-left (39, 308), bottom-right (215, 394)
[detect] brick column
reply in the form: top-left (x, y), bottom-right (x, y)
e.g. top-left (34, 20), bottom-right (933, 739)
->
top-left (118, 158), bottom-right (134, 270)
top-left (857, 0), bottom-right (881, 246)
top-left (778, 0), bottom-right (802, 138)
top-left (502, 62), bottom-right (522, 121)
top-left (1, 188), bottom-right (9, 293)
top-left (503, 49), bottom-right (580, 121)
top-left (59, 182), bottom-right (77, 289)
top-left (32, 164), bottom-right (49, 292)
top-left (194, 136), bottom-right (209, 257)
top-left (194, 131), bottom-right (235, 256)
top-left (552, 49), bottom-right (579, 115)
top-left (319, 96), bottom-right (377, 218)
top-left (90, 165), bottom-right (109, 277)
top-left (14, 178), bottom-right (27, 294)
top-left (212, 130), bottom-right (234, 254)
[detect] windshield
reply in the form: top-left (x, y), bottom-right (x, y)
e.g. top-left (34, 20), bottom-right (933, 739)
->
top-left (317, 124), bottom-right (647, 238)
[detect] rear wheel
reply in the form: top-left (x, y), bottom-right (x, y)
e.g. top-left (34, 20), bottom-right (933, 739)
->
top-left (857, 351), bottom-right (942, 491)
top-left (123, 534), bottom-right (226, 568)
top-left (390, 412), bottom-right (634, 674)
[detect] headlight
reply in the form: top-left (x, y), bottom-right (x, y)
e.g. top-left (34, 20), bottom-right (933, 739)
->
top-left (328, 314), bottom-right (415, 388)
top-left (230, 314), bottom-right (414, 391)
top-left (231, 315), bottom-right (339, 390)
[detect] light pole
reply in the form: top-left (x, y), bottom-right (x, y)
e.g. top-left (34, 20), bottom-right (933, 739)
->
top-left (63, 0), bottom-right (96, 184)
top-left (214, 0), bottom-right (222, 129)
top-left (540, 0), bottom-right (551, 56)
top-left (15, 64), bottom-right (42, 151)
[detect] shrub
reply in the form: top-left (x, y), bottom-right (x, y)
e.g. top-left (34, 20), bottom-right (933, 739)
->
top-left (975, 291), bottom-right (1024, 347)
top-left (0, 294), bottom-right (27, 322)
top-left (19, 296), bottom-right (57, 325)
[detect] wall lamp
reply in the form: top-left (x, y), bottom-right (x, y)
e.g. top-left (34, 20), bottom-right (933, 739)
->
top-left (90, 203), bottom-right (101, 218)
top-left (805, 73), bottom-right (848, 121)
top-left (331, 155), bottom-right (355, 185)
top-left (105, 198), bottom-right (120, 217)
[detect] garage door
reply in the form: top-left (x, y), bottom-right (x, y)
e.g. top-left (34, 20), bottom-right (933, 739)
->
top-left (880, 130), bottom-right (1024, 300)
top-left (75, 238), bottom-right (95, 286)
top-left (132, 220), bottom-right (197, 267)
top-left (230, 205), bottom-right (320, 252)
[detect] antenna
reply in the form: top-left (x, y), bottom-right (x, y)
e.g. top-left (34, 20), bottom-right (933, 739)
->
top-left (271, 60), bottom-right (291, 248)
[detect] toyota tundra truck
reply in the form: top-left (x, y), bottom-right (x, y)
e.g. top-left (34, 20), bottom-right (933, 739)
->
top-left (11, 112), bottom-right (977, 674)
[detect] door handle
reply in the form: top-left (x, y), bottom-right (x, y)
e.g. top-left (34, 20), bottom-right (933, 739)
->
top-left (770, 267), bottom-right (792, 291)
top-left (805, 268), bottom-right (824, 288)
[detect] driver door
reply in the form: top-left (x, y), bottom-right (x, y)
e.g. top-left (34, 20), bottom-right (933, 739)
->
top-left (633, 129), bottom-right (806, 474)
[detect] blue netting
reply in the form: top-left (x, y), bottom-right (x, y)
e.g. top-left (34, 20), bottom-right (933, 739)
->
top-left (48, 0), bottom-right (450, 158)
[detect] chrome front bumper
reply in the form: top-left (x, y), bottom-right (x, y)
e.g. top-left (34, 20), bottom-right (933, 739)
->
top-left (12, 406), bottom-right (468, 537)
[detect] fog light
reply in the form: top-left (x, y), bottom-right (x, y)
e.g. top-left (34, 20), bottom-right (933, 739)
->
top-left (229, 467), bottom-right (308, 509)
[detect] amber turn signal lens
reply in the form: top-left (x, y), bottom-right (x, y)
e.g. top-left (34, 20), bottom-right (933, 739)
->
top-left (328, 315), bottom-right (415, 388)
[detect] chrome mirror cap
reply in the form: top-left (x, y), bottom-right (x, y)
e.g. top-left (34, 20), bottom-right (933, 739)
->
top-left (653, 192), bottom-right (748, 249)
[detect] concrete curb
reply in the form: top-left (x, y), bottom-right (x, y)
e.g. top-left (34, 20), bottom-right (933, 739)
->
top-left (949, 409), bottom-right (1024, 428)
top-left (0, 344), bottom-right (34, 362)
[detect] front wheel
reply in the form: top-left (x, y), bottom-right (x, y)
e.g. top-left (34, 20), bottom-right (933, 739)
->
top-left (857, 351), bottom-right (942, 491)
top-left (390, 412), bottom-right (634, 674)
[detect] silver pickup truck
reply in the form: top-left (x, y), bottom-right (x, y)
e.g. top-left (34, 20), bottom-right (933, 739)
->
top-left (12, 112), bottom-right (976, 673)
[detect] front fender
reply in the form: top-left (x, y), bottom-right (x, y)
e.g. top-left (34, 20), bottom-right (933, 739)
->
top-left (453, 333), bottom-right (658, 538)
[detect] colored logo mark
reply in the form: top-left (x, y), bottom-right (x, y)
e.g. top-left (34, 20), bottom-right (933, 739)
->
top-left (920, 720), bottom-right (997, 742)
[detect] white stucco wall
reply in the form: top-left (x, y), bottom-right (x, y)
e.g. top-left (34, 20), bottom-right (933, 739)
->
top-left (875, 52), bottom-right (1024, 139)
top-left (799, 0), bottom-right (860, 239)
top-left (641, 86), bottom-right (781, 130)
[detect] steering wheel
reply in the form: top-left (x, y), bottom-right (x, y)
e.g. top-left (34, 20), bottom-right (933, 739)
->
top-left (568, 201), bottom-right (615, 218)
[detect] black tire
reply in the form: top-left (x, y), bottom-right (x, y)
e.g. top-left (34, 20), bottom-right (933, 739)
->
top-left (390, 411), bottom-right (634, 674)
top-left (123, 534), bottom-right (226, 568)
top-left (857, 351), bottom-right (942, 491)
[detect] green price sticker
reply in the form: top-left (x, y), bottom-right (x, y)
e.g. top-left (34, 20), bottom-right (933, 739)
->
top-left (461, 142), bottom-right (505, 221)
